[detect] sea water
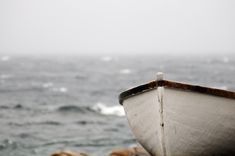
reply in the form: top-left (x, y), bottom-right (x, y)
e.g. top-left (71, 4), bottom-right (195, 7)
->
top-left (0, 54), bottom-right (234, 156)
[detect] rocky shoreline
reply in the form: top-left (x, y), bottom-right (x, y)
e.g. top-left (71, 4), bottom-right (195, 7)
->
top-left (51, 146), bottom-right (150, 156)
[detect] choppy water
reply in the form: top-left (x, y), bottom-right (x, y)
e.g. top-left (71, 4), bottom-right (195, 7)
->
top-left (0, 54), bottom-right (234, 156)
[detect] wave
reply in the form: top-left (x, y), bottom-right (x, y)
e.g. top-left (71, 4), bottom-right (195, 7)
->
top-left (0, 104), bottom-right (26, 110)
top-left (8, 120), bottom-right (62, 127)
top-left (37, 121), bottom-right (62, 126)
top-left (75, 120), bottom-right (106, 125)
top-left (42, 82), bottom-right (53, 88)
top-left (57, 105), bottom-right (95, 114)
top-left (41, 82), bottom-right (68, 93)
top-left (73, 138), bottom-right (136, 147)
top-left (0, 105), bottom-right (10, 109)
top-left (52, 87), bottom-right (68, 93)
top-left (92, 102), bottom-right (125, 117)
top-left (56, 103), bottom-right (125, 117)
top-left (0, 87), bottom-right (44, 93)
top-left (0, 139), bottom-right (17, 150)
top-left (14, 104), bottom-right (24, 109)
top-left (75, 74), bottom-right (87, 80)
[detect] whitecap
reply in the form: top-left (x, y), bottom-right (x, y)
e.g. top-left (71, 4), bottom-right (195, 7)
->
top-left (52, 87), bottom-right (68, 93)
top-left (42, 82), bottom-right (53, 88)
top-left (59, 87), bottom-right (68, 93)
top-left (92, 102), bottom-right (125, 117)
top-left (119, 69), bottom-right (131, 74)
top-left (1, 56), bottom-right (10, 61)
top-left (101, 56), bottom-right (112, 62)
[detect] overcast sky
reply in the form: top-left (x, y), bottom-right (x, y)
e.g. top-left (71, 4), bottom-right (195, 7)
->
top-left (0, 0), bottom-right (234, 55)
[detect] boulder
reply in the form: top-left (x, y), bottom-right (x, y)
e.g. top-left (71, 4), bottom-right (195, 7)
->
top-left (109, 147), bottom-right (150, 156)
top-left (51, 151), bottom-right (89, 156)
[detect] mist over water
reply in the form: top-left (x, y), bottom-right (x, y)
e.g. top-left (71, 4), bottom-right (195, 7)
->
top-left (0, 54), bottom-right (234, 156)
top-left (1, 0), bottom-right (235, 55)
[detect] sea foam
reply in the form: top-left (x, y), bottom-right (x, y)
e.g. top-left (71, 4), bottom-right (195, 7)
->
top-left (52, 87), bottom-right (68, 93)
top-left (42, 82), bottom-right (53, 88)
top-left (92, 102), bottom-right (125, 117)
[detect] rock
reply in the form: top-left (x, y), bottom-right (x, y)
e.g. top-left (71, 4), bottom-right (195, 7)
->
top-left (51, 151), bottom-right (89, 156)
top-left (51, 146), bottom-right (150, 156)
top-left (109, 147), bottom-right (150, 156)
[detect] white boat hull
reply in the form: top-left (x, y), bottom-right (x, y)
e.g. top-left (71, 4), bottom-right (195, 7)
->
top-left (121, 82), bottom-right (235, 156)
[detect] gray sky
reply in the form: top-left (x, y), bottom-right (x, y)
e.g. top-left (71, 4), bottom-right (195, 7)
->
top-left (0, 0), bottom-right (235, 55)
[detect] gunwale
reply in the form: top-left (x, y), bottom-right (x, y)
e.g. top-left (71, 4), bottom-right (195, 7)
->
top-left (119, 80), bottom-right (235, 105)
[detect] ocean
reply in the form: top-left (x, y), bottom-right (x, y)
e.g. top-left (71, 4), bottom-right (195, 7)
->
top-left (0, 54), bottom-right (234, 156)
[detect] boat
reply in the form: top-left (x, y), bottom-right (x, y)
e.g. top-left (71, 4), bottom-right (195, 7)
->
top-left (119, 73), bottom-right (235, 156)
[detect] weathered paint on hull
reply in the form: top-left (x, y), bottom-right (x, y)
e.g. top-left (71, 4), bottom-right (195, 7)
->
top-left (123, 87), bottom-right (235, 156)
